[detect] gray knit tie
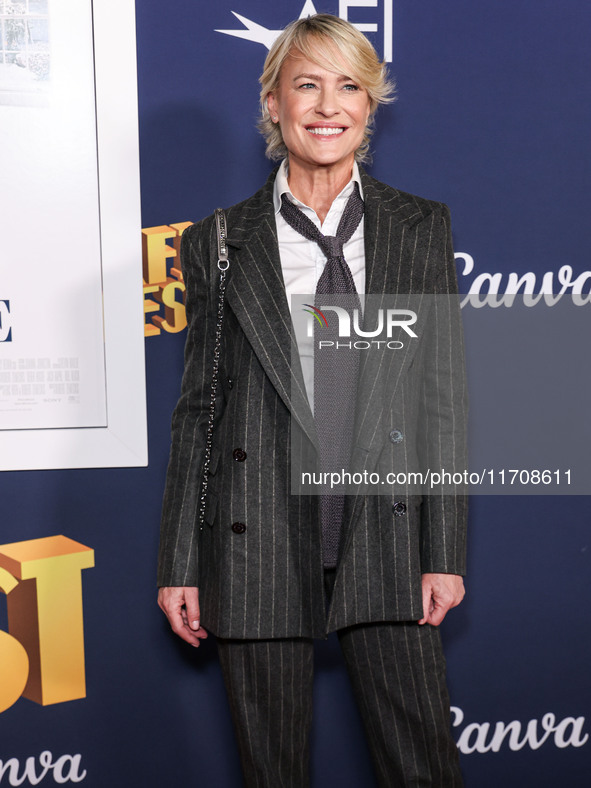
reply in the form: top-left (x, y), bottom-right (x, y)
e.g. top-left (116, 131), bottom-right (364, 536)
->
top-left (281, 184), bottom-right (364, 567)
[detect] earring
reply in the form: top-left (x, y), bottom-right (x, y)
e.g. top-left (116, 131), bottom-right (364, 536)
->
top-left (272, 116), bottom-right (278, 122)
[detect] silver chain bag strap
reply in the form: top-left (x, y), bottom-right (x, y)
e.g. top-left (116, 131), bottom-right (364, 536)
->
top-left (198, 208), bottom-right (229, 531)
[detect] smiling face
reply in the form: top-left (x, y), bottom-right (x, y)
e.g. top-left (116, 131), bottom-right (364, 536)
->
top-left (266, 47), bottom-right (371, 175)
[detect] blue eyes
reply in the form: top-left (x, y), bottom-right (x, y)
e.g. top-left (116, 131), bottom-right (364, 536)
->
top-left (297, 82), bottom-right (360, 91)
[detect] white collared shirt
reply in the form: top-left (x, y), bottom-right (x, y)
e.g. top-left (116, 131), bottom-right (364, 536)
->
top-left (273, 158), bottom-right (366, 411)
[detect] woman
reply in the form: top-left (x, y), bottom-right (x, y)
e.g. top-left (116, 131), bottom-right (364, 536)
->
top-left (158, 14), bottom-right (467, 787)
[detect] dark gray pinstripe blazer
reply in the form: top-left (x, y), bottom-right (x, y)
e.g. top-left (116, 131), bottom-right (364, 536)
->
top-left (157, 167), bottom-right (468, 639)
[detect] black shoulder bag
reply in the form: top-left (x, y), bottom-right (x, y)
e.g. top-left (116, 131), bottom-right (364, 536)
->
top-left (198, 208), bottom-right (229, 531)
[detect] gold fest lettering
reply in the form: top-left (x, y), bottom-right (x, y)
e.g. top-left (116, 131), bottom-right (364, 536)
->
top-left (0, 535), bottom-right (94, 714)
top-left (142, 222), bottom-right (192, 337)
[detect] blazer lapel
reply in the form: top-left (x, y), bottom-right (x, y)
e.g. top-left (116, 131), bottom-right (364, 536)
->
top-left (355, 169), bottom-right (429, 447)
top-left (341, 170), bottom-right (436, 545)
top-left (361, 168), bottom-right (430, 297)
top-left (224, 171), bottom-right (318, 450)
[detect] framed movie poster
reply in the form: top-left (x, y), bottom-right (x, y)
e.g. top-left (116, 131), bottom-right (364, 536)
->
top-left (0, 0), bottom-right (147, 469)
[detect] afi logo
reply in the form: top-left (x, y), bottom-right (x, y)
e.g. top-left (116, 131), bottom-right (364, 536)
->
top-left (304, 305), bottom-right (418, 338)
top-left (217, 1), bottom-right (394, 62)
top-left (0, 535), bottom-right (94, 713)
top-left (0, 300), bottom-right (12, 342)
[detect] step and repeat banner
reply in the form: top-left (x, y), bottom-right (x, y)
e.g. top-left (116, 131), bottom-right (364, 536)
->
top-left (1, 1), bottom-right (590, 786)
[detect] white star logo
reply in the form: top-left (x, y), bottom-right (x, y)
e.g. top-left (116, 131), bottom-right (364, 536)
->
top-left (216, 0), bottom-right (319, 49)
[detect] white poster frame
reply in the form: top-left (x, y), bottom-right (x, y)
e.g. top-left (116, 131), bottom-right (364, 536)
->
top-left (1, 0), bottom-right (147, 470)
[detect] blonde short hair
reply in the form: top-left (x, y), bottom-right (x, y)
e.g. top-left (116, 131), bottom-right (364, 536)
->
top-left (259, 14), bottom-right (395, 163)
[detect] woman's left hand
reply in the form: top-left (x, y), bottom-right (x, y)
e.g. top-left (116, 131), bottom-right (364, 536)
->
top-left (418, 573), bottom-right (465, 626)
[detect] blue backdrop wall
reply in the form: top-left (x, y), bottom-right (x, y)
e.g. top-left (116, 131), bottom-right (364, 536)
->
top-left (1, 1), bottom-right (590, 786)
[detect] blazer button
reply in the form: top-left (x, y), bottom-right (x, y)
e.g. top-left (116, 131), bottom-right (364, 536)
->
top-left (231, 522), bottom-right (246, 534)
top-left (392, 501), bottom-right (407, 516)
top-left (227, 377), bottom-right (233, 389)
top-left (233, 448), bottom-right (247, 462)
top-left (389, 429), bottom-right (404, 444)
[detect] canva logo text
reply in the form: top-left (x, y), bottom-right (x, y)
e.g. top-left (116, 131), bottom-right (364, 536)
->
top-left (452, 707), bottom-right (588, 754)
top-left (0, 752), bottom-right (86, 785)
top-left (457, 254), bottom-right (591, 308)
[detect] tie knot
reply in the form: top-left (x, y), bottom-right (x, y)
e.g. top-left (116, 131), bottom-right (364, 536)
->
top-left (321, 235), bottom-right (343, 260)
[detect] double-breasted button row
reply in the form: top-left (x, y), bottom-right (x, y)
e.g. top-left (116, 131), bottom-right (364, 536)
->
top-left (390, 429), bottom-right (405, 516)
top-left (230, 443), bottom-right (246, 532)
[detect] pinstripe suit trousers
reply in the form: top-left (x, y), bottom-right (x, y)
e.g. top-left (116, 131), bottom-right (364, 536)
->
top-left (217, 571), bottom-right (463, 788)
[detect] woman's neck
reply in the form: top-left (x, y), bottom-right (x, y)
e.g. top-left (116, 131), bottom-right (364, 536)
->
top-left (286, 157), bottom-right (355, 224)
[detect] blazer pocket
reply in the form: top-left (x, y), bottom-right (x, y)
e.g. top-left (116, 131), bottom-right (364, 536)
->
top-left (208, 446), bottom-right (221, 476)
top-left (204, 490), bottom-right (218, 527)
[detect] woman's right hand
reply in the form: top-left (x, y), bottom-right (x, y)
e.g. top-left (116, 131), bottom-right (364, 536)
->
top-left (158, 586), bottom-right (208, 647)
